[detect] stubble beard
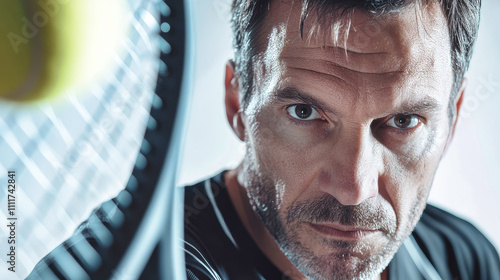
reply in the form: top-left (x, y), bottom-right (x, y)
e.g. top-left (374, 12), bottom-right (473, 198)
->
top-left (241, 155), bottom-right (425, 280)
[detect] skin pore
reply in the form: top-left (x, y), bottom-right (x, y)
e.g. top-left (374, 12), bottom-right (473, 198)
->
top-left (224, 1), bottom-right (464, 279)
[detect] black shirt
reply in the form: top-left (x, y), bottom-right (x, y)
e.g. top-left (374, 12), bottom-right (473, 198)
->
top-left (184, 172), bottom-right (500, 280)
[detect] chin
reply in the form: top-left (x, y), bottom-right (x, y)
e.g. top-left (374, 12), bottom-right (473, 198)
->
top-left (285, 245), bottom-right (394, 280)
top-left (274, 224), bottom-right (402, 280)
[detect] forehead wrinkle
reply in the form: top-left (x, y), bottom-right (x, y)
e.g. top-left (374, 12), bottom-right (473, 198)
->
top-left (279, 41), bottom-right (444, 92)
top-left (288, 66), bottom-right (358, 94)
top-left (285, 66), bottom-right (419, 109)
top-left (281, 53), bottom-right (404, 74)
top-left (284, 57), bottom-right (407, 93)
top-left (281, 43), bottom-right (407, 74)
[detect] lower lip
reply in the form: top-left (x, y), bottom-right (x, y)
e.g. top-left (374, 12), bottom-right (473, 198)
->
top-left (307, 223), bottom-right (378, 241)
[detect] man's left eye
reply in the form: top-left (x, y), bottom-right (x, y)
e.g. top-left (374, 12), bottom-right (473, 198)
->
top-left (287, 105), bottom-right (322, 121)
top-left (386, 114), bottom-right (420, 129)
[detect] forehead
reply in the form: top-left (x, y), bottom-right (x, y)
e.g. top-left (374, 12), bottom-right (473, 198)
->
top-left (260, 0), bottom-right (451, 55)
top-left (253, 0), bottom-right (453, 104)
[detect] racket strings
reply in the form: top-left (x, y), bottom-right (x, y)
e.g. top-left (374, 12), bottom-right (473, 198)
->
top-left (0, 1), bottom-right (162, 278)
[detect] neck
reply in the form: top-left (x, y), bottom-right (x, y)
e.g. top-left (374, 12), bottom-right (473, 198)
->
top-left (224, 167), bottom-right (306, 279)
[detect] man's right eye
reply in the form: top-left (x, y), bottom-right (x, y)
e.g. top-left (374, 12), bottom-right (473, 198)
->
top-left (287, 104), bottom-right (322, 121)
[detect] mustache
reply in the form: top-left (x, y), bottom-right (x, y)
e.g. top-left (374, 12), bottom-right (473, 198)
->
top-left (286, 195), bottom-right (397, 234)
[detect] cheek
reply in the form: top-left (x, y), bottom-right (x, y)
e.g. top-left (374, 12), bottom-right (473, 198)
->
top-left (247, 111), bottom-right (328, 205)
top-left (383, 131), bottom-right (447, 233)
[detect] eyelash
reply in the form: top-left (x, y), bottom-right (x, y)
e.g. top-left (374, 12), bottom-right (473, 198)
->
top-left (285, 104), bottom-right (325, 126)
top-left (287, 113), bottom-right (320, 127)
top-left (379, 114), bottom-right (426, 135)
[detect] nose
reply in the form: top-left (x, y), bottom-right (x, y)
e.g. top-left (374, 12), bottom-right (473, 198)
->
top-left (318, 127), bottom-right (380, 206)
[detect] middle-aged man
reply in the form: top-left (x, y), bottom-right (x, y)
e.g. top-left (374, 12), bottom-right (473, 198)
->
top-left (27, 0), bottom-right (500, 279)
top-left (183, 0), bottom-right (500, 279)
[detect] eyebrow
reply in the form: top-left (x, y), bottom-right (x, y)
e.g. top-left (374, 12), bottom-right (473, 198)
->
top-left (395, 96), bottom-right (442, 115)
top-left (274, 87), bottom-right (339, 115)
top-left (273, 87), bottom-right (443, 118)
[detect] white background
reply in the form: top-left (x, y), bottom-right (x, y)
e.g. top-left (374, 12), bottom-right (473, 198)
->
top-left (179, 0), bottom-right (500, 251)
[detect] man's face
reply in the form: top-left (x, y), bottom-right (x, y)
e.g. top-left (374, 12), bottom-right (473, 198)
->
top-left (238, 1), bottom-right (455, 280)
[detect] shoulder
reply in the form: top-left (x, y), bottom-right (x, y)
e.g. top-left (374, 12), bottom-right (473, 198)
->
top-left (183, 175), bottom-right (228, 231)
top-left (182, 173), bottom-right (279, 280)
top-left (183, 175), bottom-right (232, 280)
top-left (413, 204), bottom-right (500, 280)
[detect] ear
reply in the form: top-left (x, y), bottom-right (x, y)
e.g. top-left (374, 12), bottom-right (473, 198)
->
top-left (225, 60), bottom-right (245, 141)
top-left (446, 78), bottom-right (466, 150)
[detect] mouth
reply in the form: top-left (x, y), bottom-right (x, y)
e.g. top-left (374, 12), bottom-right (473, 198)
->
top-left (306, 222), bottom-right (379, 241)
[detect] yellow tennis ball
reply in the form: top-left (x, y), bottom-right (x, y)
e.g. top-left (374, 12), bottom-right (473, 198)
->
top-left (0, 0), bottom-right (130, 102)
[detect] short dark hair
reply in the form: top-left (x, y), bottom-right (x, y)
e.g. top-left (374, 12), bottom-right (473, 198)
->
top-left (231, 0), bottom-right (481, 115)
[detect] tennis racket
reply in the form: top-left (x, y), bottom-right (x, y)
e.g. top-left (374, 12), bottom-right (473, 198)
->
top-left (0, 0), bottom-right (190, 279)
